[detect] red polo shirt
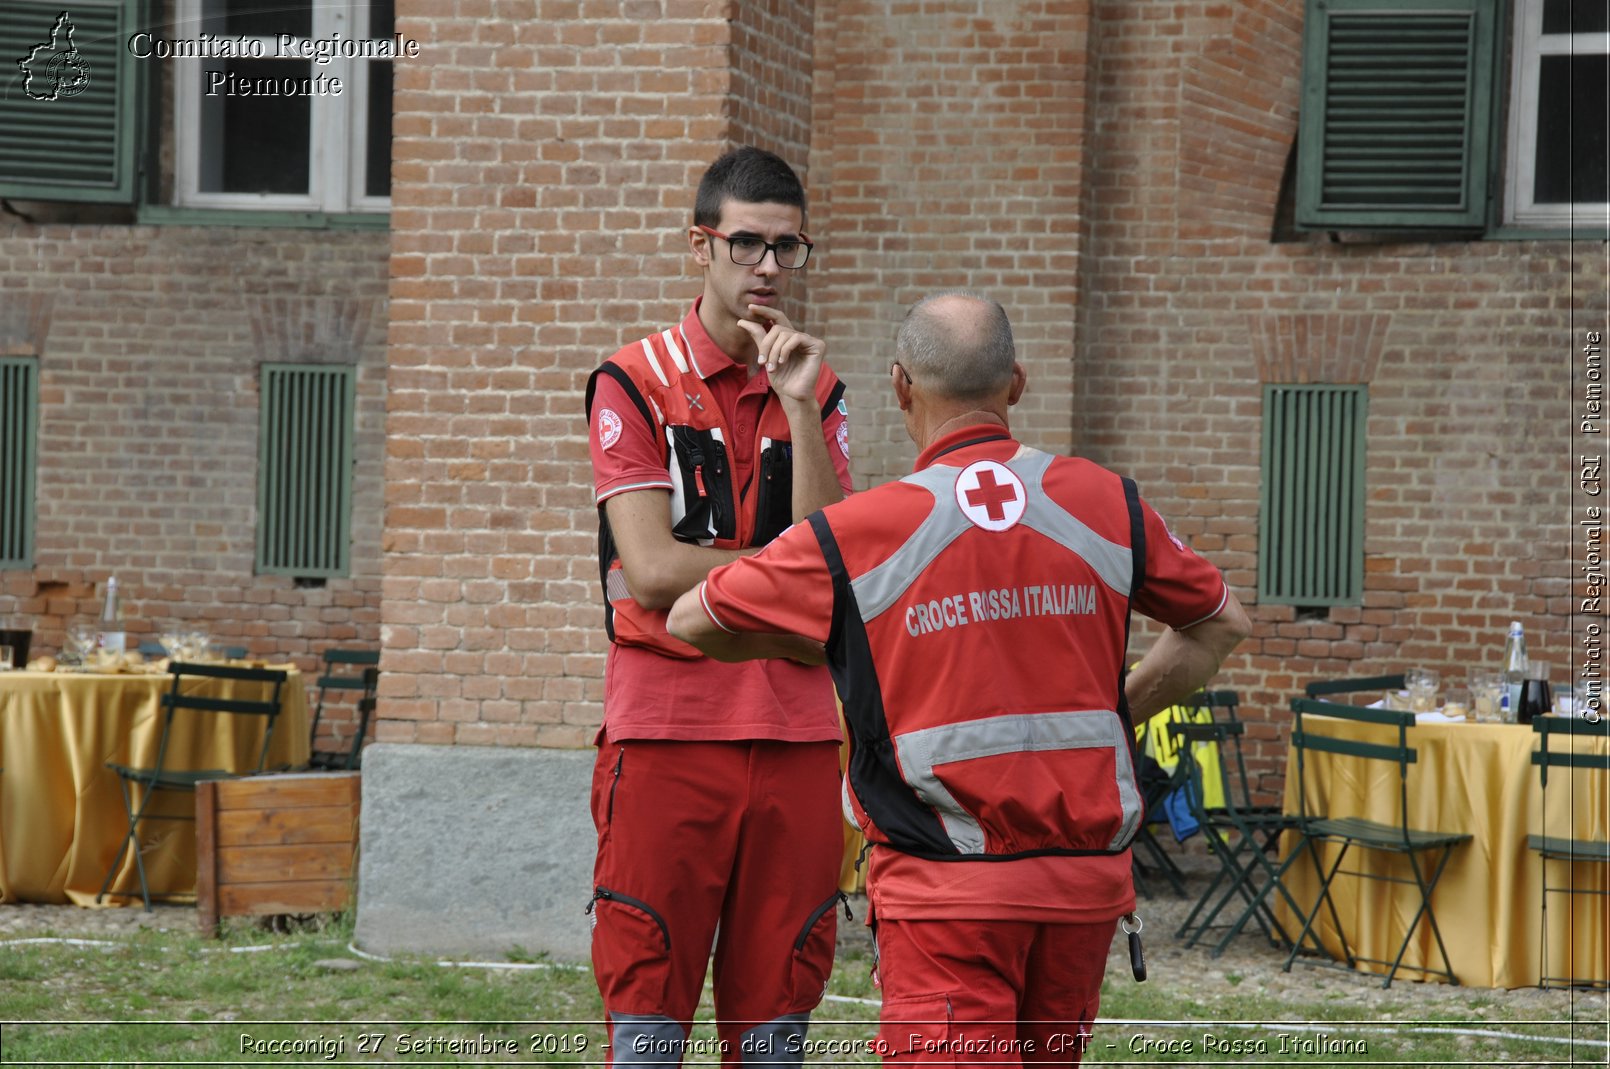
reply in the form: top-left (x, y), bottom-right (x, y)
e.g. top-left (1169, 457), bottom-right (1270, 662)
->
top-left (588, 299), bottom-right (852, 743)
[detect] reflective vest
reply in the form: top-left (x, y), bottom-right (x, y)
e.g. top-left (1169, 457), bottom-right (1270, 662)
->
top-left (806, 437), bottom-right (1147, 860)
top-left (585, 327), bottom-right (845, 659)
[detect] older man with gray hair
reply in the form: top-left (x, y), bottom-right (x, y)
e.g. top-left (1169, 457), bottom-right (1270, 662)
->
top-left (670, 291), bottom-right (1249, 1064)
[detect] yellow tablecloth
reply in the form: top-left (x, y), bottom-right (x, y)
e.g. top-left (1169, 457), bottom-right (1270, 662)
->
top-left (0, 667), bottom-right (308, 906)
top-left (1280, 716), bottom-right (1608, 988)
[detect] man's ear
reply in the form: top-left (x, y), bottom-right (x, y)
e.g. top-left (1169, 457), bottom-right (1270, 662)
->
top-left (689, 226), bottom-right (711, 267)
top-left (893, 364), bottom-right (914, 412)
top-left (1007, 361), bottom-right (1027, 407)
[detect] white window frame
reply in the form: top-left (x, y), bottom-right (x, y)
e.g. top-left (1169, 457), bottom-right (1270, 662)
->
top-left (174, 0), bottom-right (390, 212)
top-left (1505, 0), bottom-right (1610, 227)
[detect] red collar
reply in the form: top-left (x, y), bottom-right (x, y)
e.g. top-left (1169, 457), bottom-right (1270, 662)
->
top-left (914, 425), bottom-right (1016, 471)
top-left (679, 297), bottom-right (744, 381)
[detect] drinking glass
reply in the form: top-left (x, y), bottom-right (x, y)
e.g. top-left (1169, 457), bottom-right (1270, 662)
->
top-left (1468, 671), bottom-right (1505, 722)
top-left (66, 623), bottom-right (97, 666)
top-left (0, 645), bottom-right (13, 671)
top-left (1440, 686), bottom-right (1470, 719)
top-left (159, 630), bottom-right (187, 661)
top-left (1405, 667), bottom-right (1441, 713)
top-left (187, 630), bottom-right (211, 662)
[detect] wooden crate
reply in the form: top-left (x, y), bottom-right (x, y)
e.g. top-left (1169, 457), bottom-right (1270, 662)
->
top-left (195, 772), bottom-right (360, 936)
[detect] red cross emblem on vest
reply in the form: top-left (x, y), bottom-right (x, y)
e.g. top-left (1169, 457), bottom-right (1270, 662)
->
top-left (954, 460), bottom-right (1026, 531)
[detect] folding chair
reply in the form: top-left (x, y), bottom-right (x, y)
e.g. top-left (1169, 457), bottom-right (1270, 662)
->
top-left (306, 648), bottom-right (381, 772)
top-left (1167, 691), bottom-right (1303, 952)
top-left (1132, 751), bottom-right (1191, 898)
top-left (1267, 696), bottom-right (1471, 987)
top-left (1304, 674), bottom-right (1405, 700)
top-left (1131, 701), bottom-right (1199, 898)
top-left (1529, 714), bottom-right (1610, 989)
top-left (96, 661), bottom-right (288, 910)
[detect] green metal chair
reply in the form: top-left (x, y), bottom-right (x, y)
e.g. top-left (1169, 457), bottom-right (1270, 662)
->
top-left (1529, 713), bottom-right (1610, 989)
top-left (1131, 699), bottom-right (1200, 899)
top-left (1304, 673), bottom-right (1406, 700)
top-left (96, 661), bottom-right (288, 910)
top-left (1268, 695), bottom-right (1471, 987)
top-left (1167, 690), bottom-right (1304, 953)
top-left (306, 648), bottom-right (381, 772)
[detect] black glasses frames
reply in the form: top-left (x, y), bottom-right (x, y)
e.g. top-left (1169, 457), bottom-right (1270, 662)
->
top-left (696, 225), bottom-right (813, 269)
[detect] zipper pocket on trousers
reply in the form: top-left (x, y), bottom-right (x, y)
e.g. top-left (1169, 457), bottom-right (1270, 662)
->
top-left (793, 891), bottom-right (851, 952)
top-left (588, 887), bottom-right (672, 954)
top-left (605, 748), bottom-right (624, 826)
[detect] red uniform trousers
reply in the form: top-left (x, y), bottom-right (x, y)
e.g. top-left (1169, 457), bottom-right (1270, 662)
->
top-left (589, 738), bottom-right (844, 1067)
top-left (873, 916), bottom-right (1118, 1067)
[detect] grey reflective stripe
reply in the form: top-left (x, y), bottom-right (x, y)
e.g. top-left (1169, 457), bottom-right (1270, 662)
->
top-left (850, 447), bottom-right (1133, 623)
top-left (739, 1015), bottom-right (810, 1067)
top-left (849, 466), bottom-right (965, 620)
top-left (892, 710), bottom-right (1143, 853)
top-left (1015, 449), bottom-right (1134, 596)
top-left (609, 1015), bottom-right (686, 1067)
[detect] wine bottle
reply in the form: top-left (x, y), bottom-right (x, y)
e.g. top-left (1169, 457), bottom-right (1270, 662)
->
top-left (1500, 620), bottom-right (1526, 720)
top-left (97, 576), bottom-right (126, 655)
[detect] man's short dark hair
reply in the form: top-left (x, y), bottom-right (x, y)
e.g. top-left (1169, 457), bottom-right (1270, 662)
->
top-left (694, 147), bottom-right (806, 229)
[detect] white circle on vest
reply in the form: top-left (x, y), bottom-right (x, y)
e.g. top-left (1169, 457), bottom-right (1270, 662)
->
top-left (954, 460), bottom-right (1025, 531)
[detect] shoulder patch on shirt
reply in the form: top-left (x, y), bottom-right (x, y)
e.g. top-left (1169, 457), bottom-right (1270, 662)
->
top-left (836, 420), bottom-right (850, 459)
top-left (597, 408), bottom-right (624, 450)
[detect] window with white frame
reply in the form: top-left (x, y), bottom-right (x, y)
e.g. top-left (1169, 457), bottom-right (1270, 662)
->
top-left (174, 0), bottom-right (393, 212)
top-left (1506, 0), bottom-right (1610, 227)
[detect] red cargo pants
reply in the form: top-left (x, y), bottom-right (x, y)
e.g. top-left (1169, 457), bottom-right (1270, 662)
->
top-left (873, 915), bottom-right (1118, 1067)
top-left (588, 738), bottom-right (844, 1067)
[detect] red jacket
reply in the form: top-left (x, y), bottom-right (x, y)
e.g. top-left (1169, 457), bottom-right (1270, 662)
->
top-left (805, 432), bottom-right (1147, 860)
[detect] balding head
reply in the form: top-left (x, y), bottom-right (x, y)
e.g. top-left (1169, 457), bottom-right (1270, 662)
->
top-left (894, 291), bottom-right (1017, 402)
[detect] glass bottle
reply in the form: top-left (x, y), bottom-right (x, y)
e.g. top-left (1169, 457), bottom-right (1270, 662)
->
top-left (1500, 620), bottom-right (1527, 721)
top-left (96, 575), bottom-right (126, 655)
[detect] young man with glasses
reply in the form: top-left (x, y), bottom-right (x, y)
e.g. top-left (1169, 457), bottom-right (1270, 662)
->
top-left (583, 147), bottom-right (852, 1067)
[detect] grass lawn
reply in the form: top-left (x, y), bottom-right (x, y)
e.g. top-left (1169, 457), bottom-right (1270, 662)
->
top-left (0, 914), bottom-right (1604, 1065)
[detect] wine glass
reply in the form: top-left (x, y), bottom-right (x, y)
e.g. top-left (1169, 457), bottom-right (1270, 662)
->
top-left (159, 629), bottom-right (187, 662)
top-left (66, 623), bottom-right (97, 667)
top-left (1405, 667), bottom-right (1441, 713)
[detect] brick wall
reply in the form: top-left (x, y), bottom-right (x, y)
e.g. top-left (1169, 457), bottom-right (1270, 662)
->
top-left (0, 223), bottom-right (388, 740)
top-left (1078, 0), bottom-right (1601, 791)
top-left (808, 1), bottom-right (1094, 491)
top-left (381, 0), bottom-right (1594, 778)
top-left (378, 0), bottom-right (815, 746)
top-left (5, 0), bottom-right (1588, 784)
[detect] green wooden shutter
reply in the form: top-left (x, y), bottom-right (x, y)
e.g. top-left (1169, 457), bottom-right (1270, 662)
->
top-left (1295, 0), bottom-right (1498, 230)
top-left (0, 357), bottom-right (38, 570)
top-left (0, 0), bottom-right (139, 202)
top-left (257, 364), bottom-right (355, 578)
top-left (1259, 385), bottom-right (1367, 606)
